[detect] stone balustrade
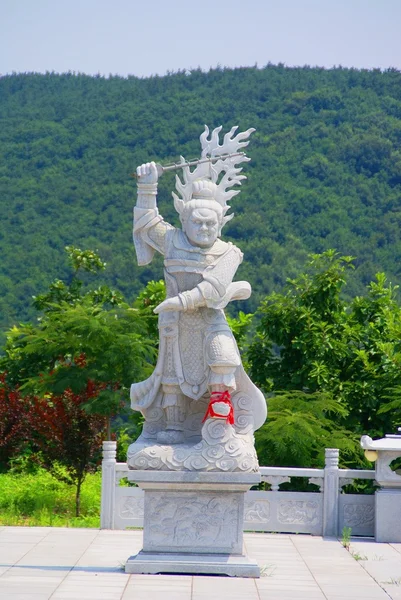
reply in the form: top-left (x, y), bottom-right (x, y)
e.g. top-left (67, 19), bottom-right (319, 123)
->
top-left (101, 442), bottom-right (376, 537)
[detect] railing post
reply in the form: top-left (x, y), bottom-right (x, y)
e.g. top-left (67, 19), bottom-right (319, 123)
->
top-left (323, 448), bottom-right (339, 537)
top-left (100, 440), bottom-right (117, 529)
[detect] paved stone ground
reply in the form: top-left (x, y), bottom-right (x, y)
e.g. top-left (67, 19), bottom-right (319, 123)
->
top-left (0, 527), bottom-right (400, 599)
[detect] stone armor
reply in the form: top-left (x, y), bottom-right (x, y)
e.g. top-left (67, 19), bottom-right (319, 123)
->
top-left (131, 209), bottom-right (253, 436)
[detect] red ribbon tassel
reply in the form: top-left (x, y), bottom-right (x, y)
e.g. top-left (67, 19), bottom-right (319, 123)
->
top-left (202, 390), bottom-right (235, 425)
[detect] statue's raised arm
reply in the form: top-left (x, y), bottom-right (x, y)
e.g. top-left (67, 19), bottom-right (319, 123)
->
top-left (133, 161), bottom-right (175, 266)
top-left (128, 125), bottom-right (267, 472)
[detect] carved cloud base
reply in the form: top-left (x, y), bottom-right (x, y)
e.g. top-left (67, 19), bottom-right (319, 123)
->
top-left (127, 418), bottom-right (259, 472)
top-left (125, 470), bottom-right (261, 577)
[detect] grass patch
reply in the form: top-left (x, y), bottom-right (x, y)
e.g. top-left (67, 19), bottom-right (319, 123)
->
top-left (0, 469), bottom-right (101, 527)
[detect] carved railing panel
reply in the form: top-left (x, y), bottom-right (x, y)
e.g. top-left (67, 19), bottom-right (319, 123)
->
top-left (339, 494), bottom-right (375, 537)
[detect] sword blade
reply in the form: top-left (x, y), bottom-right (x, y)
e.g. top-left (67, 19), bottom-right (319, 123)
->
top-left (130, 152), bottom-right (246, 178)
top-left (160, 152), bottom-right (246, 173)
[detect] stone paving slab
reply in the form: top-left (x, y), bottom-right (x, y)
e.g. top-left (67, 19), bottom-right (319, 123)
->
top-left (348, 538), bottom-right (401, 599)
top-left (0, 528), bottom-right (399, 599)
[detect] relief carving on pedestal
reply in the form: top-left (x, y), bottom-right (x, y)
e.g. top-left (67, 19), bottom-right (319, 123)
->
top-left (145, 493), bottom-right (240, 549)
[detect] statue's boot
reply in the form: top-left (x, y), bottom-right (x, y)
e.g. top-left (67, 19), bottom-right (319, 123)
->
top-left (157, 392), bottom-right (187, 445)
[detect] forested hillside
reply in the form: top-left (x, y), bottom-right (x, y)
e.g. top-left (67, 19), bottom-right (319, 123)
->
top-left (1, 65), bottom-right (401, 337)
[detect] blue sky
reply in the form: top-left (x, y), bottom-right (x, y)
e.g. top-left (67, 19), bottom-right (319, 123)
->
top-left (1, 0), bottom-right (400, 77)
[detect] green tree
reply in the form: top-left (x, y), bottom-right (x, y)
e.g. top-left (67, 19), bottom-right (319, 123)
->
top-left (255, 391), bottom-right (355, 468)
top-left (248, 250), bottom-right (401, 466)
top-left (1, 247), bottom-right (155, 439)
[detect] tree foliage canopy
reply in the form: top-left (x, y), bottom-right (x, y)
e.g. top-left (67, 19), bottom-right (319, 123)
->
top-left (1, 247), bottom-right (155, 430)
top-left (2, 65), bottom-right (401, 339)
top-left (249, 251), bottom-right (401, 466)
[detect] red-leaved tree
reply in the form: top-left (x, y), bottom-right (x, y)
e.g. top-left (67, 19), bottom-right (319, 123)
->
top-left (0, 371), bottom-right (107, 516)
top-left (29, 381), bottom-right (107, 516)
top-left (0, 372), bottom-right (32, 470)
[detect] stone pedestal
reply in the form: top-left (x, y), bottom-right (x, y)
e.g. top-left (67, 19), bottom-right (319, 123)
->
top-left (375, 489), bottom-right (401, 542)
top-left (361, 433), bottom-right (401, 543)
top-left (125, 471), bottom-right (261, 577)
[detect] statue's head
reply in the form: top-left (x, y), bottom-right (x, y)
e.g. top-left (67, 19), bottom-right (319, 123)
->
top-left (180, 181), bottom-right (222, 247)
top-left (172, 125), bottom-right (255, 247)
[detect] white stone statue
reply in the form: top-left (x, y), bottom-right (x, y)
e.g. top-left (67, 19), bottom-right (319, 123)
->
top-left (127, 125), bottom-right (267, 472)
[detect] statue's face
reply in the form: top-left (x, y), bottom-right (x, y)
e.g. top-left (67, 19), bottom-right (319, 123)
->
top-left (184, 207), bottom-right (220, 248)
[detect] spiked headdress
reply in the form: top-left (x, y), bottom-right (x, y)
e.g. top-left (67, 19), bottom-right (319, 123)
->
top-left (173, 125), bottom-right (255, 228)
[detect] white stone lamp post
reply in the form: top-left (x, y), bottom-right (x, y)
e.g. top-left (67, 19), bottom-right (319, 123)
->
top-left (361, 430), bottom-right (401, 542)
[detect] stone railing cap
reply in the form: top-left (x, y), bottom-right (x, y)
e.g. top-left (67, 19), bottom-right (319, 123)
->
top-left (361, 434), bottom-right (401, 451)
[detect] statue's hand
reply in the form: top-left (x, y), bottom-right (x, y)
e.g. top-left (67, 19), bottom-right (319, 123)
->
top-left (154, 296), bottom-right (183, 314)
top-left (136, 161), bottom-right (158, 184)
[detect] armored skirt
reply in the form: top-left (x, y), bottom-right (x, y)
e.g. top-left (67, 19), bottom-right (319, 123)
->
top-left (131, 217), bottom-right (266, 443)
